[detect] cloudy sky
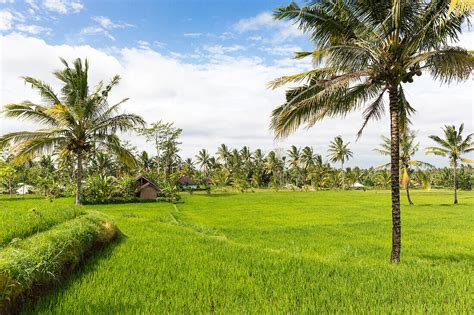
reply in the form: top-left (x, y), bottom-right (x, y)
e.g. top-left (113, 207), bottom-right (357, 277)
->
top-left (0, 0), bottom-right (473, 167)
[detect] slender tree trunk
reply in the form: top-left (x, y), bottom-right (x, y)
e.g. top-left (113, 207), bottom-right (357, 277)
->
top-left (341, 161), bottom-right (345, 190)
top-left (453, 160), bottom-right (458, 204)
top-left (406, 181), bottom-right (413, 205)
top-left (389, 87), bottom-right (401, 263)
top-left (75, 151), bottom-right (83, 205)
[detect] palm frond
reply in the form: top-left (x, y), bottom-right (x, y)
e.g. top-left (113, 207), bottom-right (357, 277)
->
top-left (357, 89), bottom-right (386, 138)
top-left (22, 77), bottom-right (61, 105)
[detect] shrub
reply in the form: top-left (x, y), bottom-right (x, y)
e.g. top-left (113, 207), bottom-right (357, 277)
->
top-left (0, 212), bottom-right (119, 312)
top-left (82, 175), bottom-right (116, 202)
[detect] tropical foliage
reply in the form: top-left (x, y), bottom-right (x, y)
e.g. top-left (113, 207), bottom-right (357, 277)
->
top-left (0, 58), bottom-right (145, 204)
top-left (426, 124), bottom-right (473, 203)
top-left (268, 0), bottom-right (473, 262)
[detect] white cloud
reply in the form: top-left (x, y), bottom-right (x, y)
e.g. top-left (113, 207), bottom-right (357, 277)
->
top-left (204, 44), bottom-right (245, 55)
top-left (0, 33), bottom-right (472, 167)
top-left (80, 26), bottom-right (115, 40)
top-left (183, 32), bottom-right (203, 37)
top-left (262, 45), bottom-right (301, 56)
top-left (26, 0), bottom-right (39, 10)
top-left (92, 16), bottom-right (134, 29)
top-left (248, 35), bottom-right (262, 41)
top-left (16, 24), bottom-right (51, 35)
top-left (0, 0), bottom-right (15, 3)
top-left (42, 0), bottom-right (83, 14)
top-left (218, 32), bottom-right (234, 40)
top-left (0, 9), bottom-right (24, 31)
top-left (78, 16), bottom-right (133, 42)
top-left (234, 12), bottom-right (273, 32)
top-left (234, 11), bottom-right (303, 44)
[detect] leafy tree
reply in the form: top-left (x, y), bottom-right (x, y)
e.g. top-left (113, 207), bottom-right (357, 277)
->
top-left (426, 124), bottom-right (473, 204)
top-left (0, 159), bottom-right (16, 197)
top-left (327, 136), bottom-right (353, 189)
top-left (181, 158), bottom-right (196, 177)
top-left (0, 58), bottom-right (144, 204)
top-left (287, 145), bottom-right (302, 186)
top-left (196, 149), bottom-right (211, 176)
top-left (138, 150), bottom-right (156, 173)
top-left (217, 144), bottom-right (231, 166)
top-left (375, 131), bottom-right (432, 204)
top-left (269, 0), bottom-right (473, 263)
top-left (139, 121), bottom-right (182, 178)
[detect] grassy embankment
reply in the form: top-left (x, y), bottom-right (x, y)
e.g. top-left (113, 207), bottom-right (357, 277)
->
top-left (0, 197), bottom-right (118, 312)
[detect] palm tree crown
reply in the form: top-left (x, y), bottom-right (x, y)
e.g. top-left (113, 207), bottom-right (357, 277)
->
top-left (426, 124), bottom-right (473, 164)
top-left (328, 136), bottom-right (353, 166)
top-left (0, 58), bottom-right (145, 204)
top-left (426, 124), bottom-right (473, 204)
top-left (268, 0), bottom-right (473, 263)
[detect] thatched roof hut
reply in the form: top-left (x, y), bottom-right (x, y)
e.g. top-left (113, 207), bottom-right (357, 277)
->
top-left (136, 175), bottom-right (160, 199)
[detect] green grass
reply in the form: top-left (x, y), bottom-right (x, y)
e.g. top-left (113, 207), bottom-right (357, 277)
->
top-left (0, 197), bottom-right (85, 248)
top-left (1, 190), bottom-right (472, 313)
top-left (0, 207), bottom-right (118, 312)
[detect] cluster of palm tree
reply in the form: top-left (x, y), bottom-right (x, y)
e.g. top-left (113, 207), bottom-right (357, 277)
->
top-left (269, 0), bottom-right (473, 262)
top-left (188, 137), bottom-right (357, 191)
top-left (0, 58), bottom-right (144, 204)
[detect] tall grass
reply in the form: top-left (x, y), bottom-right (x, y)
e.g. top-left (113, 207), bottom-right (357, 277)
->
top-left (0, 211), bottom-right (118, 312)
top-left (0, 197), bottom-right (85, 248)
top-left (12, 190), bottom-right (474, 313)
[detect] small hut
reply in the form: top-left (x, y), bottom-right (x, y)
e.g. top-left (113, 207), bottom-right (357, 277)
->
top-left (178, 176), bottom-right (198, 190)
top-left (136, 175), bottom-right (160, 199)
top-left (351, 182), bottom-right (366, 190)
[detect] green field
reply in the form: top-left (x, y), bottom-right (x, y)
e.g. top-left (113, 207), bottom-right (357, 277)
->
top-left (2, 190), bottom-right (473, 313)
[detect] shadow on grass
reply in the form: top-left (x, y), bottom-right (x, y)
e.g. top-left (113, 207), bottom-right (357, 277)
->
top-left (19, 236), bottom-right (125, 314)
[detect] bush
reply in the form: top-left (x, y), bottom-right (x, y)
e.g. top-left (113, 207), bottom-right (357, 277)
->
top-left (82, 175), bottom-right (116, 202)
top-left (0, 212), bottom-right (119, 312)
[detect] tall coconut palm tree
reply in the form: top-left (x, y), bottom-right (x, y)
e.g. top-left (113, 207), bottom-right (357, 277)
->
top-left (0, 58), bottom-right (144, 205)
top-left (217, 143), bottom-right (231, 165)
top-left (287, 145), bottom-right (302, 186)
top-left (269, 1), bottom-right (473, 263)
top-left (182, 158), bottom-right (196, 177)
top-left (196, 149), bottom-right (211, 176)
top-left (425, 124), bottom-right (473, 204)
top-left (265, 150), bottom-right (284, 185)
top-left (375, 131), bottom-right (433, 205)
top-left (327, 136), bottom-right (353, 189)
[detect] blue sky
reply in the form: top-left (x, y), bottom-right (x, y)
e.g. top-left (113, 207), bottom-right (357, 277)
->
top-left (1, 0), bottom-right (312, 64)
top-left (0, 0), bottom-right (472, 167)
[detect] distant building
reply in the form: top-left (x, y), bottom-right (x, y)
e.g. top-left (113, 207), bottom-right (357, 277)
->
top-left (178, 176), bottom-right (198, 190)
top-left (135, 175), bottom-right (160, 199)
top-left (351, 182), bottom-right (365, 190)
top-left (16, 184), bottom-right (34, 195)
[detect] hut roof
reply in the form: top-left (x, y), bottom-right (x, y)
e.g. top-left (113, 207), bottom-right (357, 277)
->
top-left (178, 175), bottom-right (197, 185)
top-left (136, 174), bottom-right (160, 191)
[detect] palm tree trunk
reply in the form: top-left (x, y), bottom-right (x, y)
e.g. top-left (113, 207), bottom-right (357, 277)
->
top-left (389, 87), bottom-right (401, 263)
top-left (453, 160), bottom-right (458, 204)
top-left (341, 161), bottom-right (345, 190)
top-left (75, 151), bottom-right (83, 205)
top-left (406, 181), bottom-right (413, 205)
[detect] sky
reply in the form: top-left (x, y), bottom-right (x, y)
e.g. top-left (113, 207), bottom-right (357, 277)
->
top-left (0, 0), bottom-right (473, 168)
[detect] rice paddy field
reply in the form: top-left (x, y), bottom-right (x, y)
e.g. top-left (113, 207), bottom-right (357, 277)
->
top-left (1, 190), bottom-right (473, 313)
